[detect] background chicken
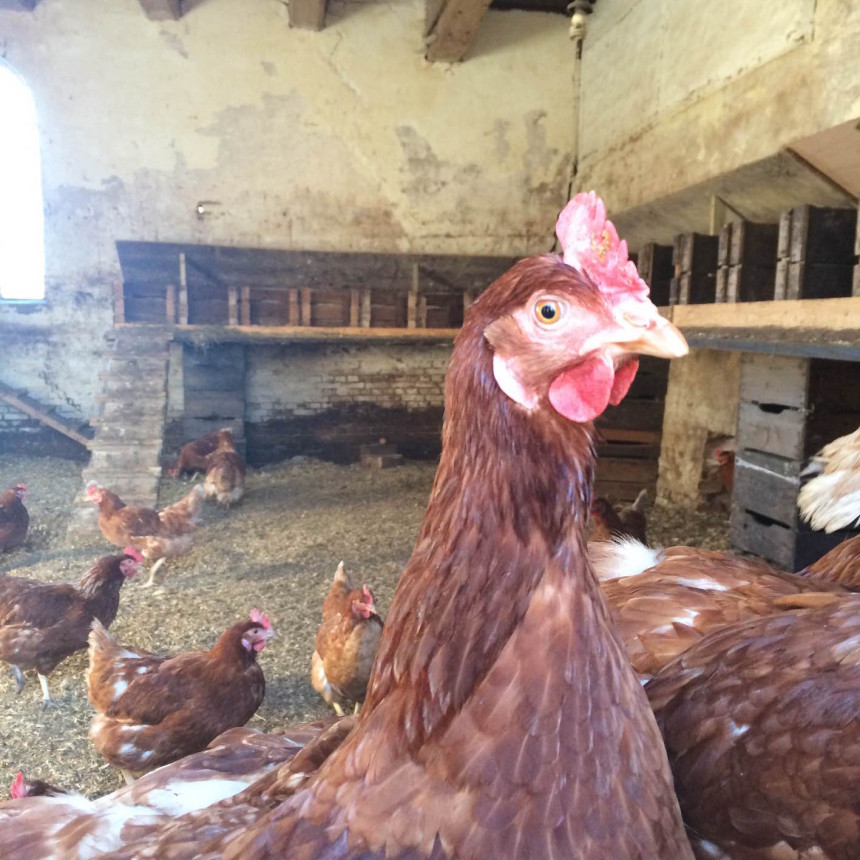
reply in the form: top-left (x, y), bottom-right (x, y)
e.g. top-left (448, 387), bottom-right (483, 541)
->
top-left (203, 433), bottom-right (246, 507)
top-left (588, 488), bottom-right (649, 544)
top-left (87, 610), bottom-right (275, 781)
top-left (590, 537), bottom-right (849, 678)
top-left (311, 561), bottom-right (383, 715)
top-left (9, 772), bottom-right (66, 799)
top-left (97, 198), bottom-right (694, 859)
top-left (646, 597), bottom-right (860, 860)
top-left (0, 548), bottom-right (141, 706)
top-left (798, 425), bottom-right (860, 533)
top-left (169, 428), bottom-right (236, 477)
top-left (0, 725), bottom-right (316, 859)
top-left (0, 483), bottom-right (29, 553)
top-left (86, 482), bottom-right (204, 587)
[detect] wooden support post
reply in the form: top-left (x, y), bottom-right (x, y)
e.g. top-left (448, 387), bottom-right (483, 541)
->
top-left (166, 284), bottom-right (176, 322)
top-left (227, 286), bottom-right (238, 325)
top-left (288, 289), bottom-right (300, 325)
top-left (300, 289), bottom-right (312, 326)
top-left (408, 263), bottom-right (420, 329)
top-left (349, 289), bottom-right (360, 327)
top-left (113, 281), bottom-right (126, 325)
top-left (240, 287), bottom-right (251, 325)
top-left (418, 296), bottom-right (428, 328)
top-left (360, 289), bottom-right (372, 328)
top-left (178, 253), bottom-right (189, 325)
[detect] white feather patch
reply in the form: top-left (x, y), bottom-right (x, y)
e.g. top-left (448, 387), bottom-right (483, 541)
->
top-left (588, 537), bottom-right (663, 581)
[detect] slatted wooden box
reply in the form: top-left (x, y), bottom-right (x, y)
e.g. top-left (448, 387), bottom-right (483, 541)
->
top-left (637, 243), bottom-right (673, 306)
top-left (715, 221), bottom-right (778, 302)
top-left (594, 357), bottom-right (669, 502)
top-left (671, 233), bottom-right (719, 304)
top-left (730, 354), bottom-right (860, 570)
top-left (774, 205), bottom-right (857, 300)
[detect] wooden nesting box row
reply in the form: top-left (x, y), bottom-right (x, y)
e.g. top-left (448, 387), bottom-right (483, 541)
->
top-left (775, 205), bottom-right (858, 300)
top-left (115, 242), bottom-right (516, 331)
top-left (593, 357), bottom-right (669, 503)
top-left (661, 204), bottom-right (858, 306)
top-left (730, 353), bottom-right (860, 571)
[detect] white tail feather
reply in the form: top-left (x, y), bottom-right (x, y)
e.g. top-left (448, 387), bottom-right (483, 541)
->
top-left (588, 537), bottom-right (663, 582)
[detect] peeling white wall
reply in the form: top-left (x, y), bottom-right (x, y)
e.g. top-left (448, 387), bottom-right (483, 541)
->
top-left (578, 0), bottom-right (860, 216)
top-left (0, 0), bottom-right (574, 427)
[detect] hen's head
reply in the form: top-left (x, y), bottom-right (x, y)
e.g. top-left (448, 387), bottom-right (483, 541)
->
top-left (120, 546), bottom-right (143, 577)
top-left (474, 193), bottom-right (687, 424)
top-left (590, 497), bottom-right (614, 522)
top-left (351, 585), bottom-right (378, 619)
top-left (715, 449), bottom-right (735, 466)
top-left (241, 609), bottom-right (276, 653)
top-left (13, 483), bottom-right (27, 501)
top-left (85, 482), bottom-right (104, 504)
top-left (10, 772), bottom-right (25, 799)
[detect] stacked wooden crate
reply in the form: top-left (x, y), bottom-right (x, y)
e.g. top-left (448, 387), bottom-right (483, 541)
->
top-left (730, 354), bottom-right (860, 571)
top-left (594, 357), bottom-right (669, 503)
top-left (181, 345), bottom-right (246, 454)
top-left (854, 200), bottom-right (860, 297)
top-left (715, 221), bottom-right (779, 302)
top-left (671, 233), bottom-right (719, 304)
top-left (636, 243), bottom-right (673, 306)
top-left (775, 205), bottom-right (857, 300)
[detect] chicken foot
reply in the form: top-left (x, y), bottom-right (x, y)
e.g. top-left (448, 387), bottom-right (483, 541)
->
top-left (141, 557), bottom-right (166, 589)
top-left (120, 769), bottom-right (137, 786)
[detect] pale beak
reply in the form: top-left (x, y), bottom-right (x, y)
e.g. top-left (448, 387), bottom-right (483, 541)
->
top-left (583, 313), bottom-right (688, 360)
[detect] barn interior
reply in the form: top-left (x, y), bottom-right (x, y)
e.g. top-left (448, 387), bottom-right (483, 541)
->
top-left (0, 0), bottom-right (859, 847)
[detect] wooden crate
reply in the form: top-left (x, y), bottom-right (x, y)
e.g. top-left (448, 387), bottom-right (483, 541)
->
top-left (730, 354), bottom-right (860, 570)
top-left (716, 221), bottom-right (779, 302)
top-left (775, 205), bottom-right (857, 300)
top-left (594, 357), bottom-right (669, 501)
top-left (637, 243), bottom-right (673, 306)
top-left (673, 233), bottom-right (719, 304)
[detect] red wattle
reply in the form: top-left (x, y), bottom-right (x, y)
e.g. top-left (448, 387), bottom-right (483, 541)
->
top-left (609, 358), bottom-right (639, 405)
top-left (548, 356), bottom-right (640, 423)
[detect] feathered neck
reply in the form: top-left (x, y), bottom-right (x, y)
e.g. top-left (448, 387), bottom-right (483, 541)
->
top-left (209, 623), bottom-right (262, 670)
top-left (362, 316), bottom-right (597, 742)
top-left (77, 557), bottom-right (126, 600)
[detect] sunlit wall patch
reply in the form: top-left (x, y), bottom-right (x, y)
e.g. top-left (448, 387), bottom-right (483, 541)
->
top-left (0, 61), bottom-right (45, 302)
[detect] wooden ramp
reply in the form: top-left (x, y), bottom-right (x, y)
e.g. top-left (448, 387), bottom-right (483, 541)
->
top-left (0, 381), bottom-right (92, 450)
top-left (66, 328), bottom-right (171, 540)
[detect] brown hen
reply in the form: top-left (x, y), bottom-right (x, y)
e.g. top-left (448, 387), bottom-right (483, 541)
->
top-left (86, 482), bottom-right (205, 587)
top-left (87, 611), bottom-right (275, 780)
top-left (96, 239), bottom-right (693, 857)
top-left (203, 433), bottom-right (246, 508)
top-left (0, 549), bottom-right (141, 705)
top-left (311, 561), bottom-right (383, 715)
top-left (647, 597), bottom-right (860, 860)
top-left (169, 428), bottom-right (235, 477)
top-left (0, 483), bottom-right (29, 552)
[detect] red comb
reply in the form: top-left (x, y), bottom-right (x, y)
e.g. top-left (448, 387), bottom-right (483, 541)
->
top-left (250, 608), bottom-right (272, 630)
top-left (15, 483), bottom-right (27, 491)
top-left (362, 585), bottom-right (374, 605)
top-left (555, 191), bottom-right (651, 308)
top-left (10, 772), bottom-right (25, 799)
top-left (123, 547), bottom-right (144, 562)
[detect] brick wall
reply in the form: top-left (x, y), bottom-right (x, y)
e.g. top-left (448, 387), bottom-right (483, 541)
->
top-left (0, 403), bottom-right (89, 460)
top-left (164, 341), bottom-right (452, 466)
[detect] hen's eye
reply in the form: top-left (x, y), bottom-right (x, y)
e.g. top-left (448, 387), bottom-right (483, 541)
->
top-left (535, 300), bottom-right (561, 325)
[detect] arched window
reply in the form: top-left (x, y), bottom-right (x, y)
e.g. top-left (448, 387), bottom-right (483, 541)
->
top-left (0, 62), bottom-right (44, 301)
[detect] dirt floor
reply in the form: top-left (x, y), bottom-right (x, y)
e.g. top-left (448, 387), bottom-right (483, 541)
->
top-left (0, 453), bottom-right (730, 799)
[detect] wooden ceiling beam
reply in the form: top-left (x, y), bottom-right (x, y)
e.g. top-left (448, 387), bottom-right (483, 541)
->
top-left (424, 0), bottom-right (493, 62)
top-left (288, 0), bottom-right (328, 31)
top-left (137, 0), bottom-right (182, 20)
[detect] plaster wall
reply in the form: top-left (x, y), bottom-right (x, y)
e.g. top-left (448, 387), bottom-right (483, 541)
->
top-left (657, 349), bottom-right (742, 504)
top-left (0, 0), bottom-right (574, 445)
top-left (578, 0), bottom-right (860, 218)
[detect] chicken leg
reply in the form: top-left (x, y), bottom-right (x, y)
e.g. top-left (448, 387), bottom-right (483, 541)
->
top-left (10, 664), bottom-right (24, 694)
top-left (141, 557), bottom-right (166, 589)
top-left (38, 673), bottom-right (52, 709)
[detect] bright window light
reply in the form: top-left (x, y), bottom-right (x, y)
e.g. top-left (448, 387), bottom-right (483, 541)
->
top-left (0, 63), bottom-right (45, 301)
